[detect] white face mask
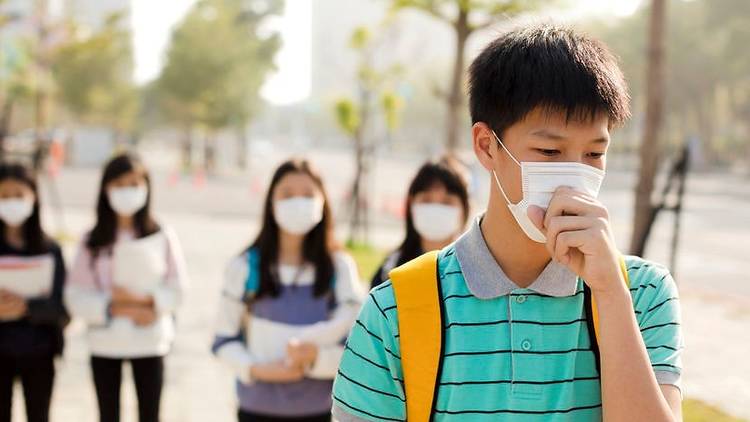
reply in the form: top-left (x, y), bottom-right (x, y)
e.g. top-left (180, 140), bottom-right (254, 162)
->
top-left (412, 203), bottom-right (462, 243)
top-left (0, 198), bottom-right (34, 227)
top-left (273, 196), bottom-right (324, 235)
top-left (491, 131), bottom-right (605, 243)
top-left (108, 186), bottom-right (148, 217)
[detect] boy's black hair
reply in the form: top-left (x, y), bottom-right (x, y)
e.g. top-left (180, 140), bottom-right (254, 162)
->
top-left (468, 24), bottom-right (630, 136)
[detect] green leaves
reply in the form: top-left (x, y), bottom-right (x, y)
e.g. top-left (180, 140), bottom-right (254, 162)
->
top-left (334, 98), bottom-right (361, 136)
top-left (349, 26), bottom-right (372, 50)
top-left (381, 91), bottom-right (404, 132)
top-left (156, 0), bottom-right (283, 130)
top-left (50, 13), bottom-right (136, 129)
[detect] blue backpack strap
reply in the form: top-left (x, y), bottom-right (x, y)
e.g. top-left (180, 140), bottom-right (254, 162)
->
top-left (244, 248), bottom-right (261, 299)
top-left (245, 248), bottom-right (337, 301)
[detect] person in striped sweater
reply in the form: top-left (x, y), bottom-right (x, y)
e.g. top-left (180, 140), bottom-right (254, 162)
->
top-left (333, 24), bottom-right (683, 422)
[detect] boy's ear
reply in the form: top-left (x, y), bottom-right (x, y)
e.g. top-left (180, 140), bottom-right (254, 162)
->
top-left (472, 122), bottom-right (496, 172)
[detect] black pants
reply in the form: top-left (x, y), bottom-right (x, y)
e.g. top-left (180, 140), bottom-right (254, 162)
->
top-left (238, 411), bottom-right (331, 422)
top-left (90, 355), bottom-right (164, 422)
top-left (0, 355), bottom-right (55, 422)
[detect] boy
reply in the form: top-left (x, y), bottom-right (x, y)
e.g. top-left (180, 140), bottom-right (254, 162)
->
top-left (333, 24), bottom-right (683, 421)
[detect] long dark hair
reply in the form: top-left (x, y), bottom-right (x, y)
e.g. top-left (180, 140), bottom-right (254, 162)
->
top-left (249, 158), bottom-right (336, 299)
top-left (397, 155), bottom-right (470, 266)
top-left (0, 162), bottom-right (51, 254)
top-left (86, 153), bottom-right (160, 257)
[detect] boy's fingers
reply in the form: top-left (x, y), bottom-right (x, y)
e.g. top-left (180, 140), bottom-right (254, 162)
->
top-left (554, 230), bottom-right (588, 264)
top-left (544, 191), bottom-right (606, 230)
top-left (545, 216), bottom-right (593, 260)
top-left (527, 205), bottom-right (546, 232)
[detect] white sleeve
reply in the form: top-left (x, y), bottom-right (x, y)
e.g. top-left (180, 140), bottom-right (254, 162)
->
top-left (212, 254), bottom-right (256, 384)
top-left (296, 251), bottom-right (363, 346)
top-left (64, 242), bottom-right (111, 326)
top-left (153, 227), bottom-right (189, 315)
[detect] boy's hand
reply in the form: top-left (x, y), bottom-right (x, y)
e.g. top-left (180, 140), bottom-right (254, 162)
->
top-left (528, 186), bottom-right (625, 295)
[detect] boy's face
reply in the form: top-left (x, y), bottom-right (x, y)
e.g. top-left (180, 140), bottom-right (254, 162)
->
top-left (475, 107), bottom-right (611, 204)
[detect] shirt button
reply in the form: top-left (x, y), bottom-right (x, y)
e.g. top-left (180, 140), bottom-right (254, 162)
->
top-left (521, 340), bottom-right (532, 351)
top-left (516, 295), bottom-right (527, 304)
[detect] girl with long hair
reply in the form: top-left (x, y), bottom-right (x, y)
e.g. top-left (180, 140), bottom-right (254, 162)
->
top-left (213, 158), bottom-right (363, 422)
top-left (65, 153), bottom-right (188, 422)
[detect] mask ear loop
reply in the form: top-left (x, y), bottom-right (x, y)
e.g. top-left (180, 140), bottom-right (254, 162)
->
top-left (491, 130), bottom-right (521, 166)
top-left (490, 130), bottom-right (520, 205)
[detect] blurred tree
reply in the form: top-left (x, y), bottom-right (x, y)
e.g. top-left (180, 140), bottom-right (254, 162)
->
top-left (0, 40), bottom-right (32, 153)
top-left (594, 0), bottom-right (750, 163)
top-left (156, 0), bottom-right (281, 172)
top-left (389, 0), bottom-right (545, 150)
top-left (587, 0), bottom-right (750, 253)
top-left (51, 12), bottom-right (136, 145)
top-left (630, 0), bottom-right (667, 256)
top-left (333, 25), bottom-right (404, 245)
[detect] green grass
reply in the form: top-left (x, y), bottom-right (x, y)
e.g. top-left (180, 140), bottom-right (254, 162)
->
top-left (684, 399), bottom-right (745, 422)
top-left (346, 242), bottom-right (387, 285)
top-left (346, 244), bottom-right (746, 422)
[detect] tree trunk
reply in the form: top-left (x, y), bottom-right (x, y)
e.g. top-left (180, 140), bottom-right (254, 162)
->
top-left (0, 97), bottom-right (14, 159)
top-left (349, 86), bottom-right (371, 245)
top-left (204, 134), bottom-right (216, 175)
top-left (629, 0), bottom-right (668, 256)
top-left (181, 125), bottom-right (193, 171)
top-left (349, 136), bottom-right (364, 245)
top-left (445, 9), bottom-right (470, 151)
top-left (236, 127), bottom-right (248, 170)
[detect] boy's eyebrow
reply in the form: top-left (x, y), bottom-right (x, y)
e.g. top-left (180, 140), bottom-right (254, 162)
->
top-left (530, 129), bottom-right (609, 144)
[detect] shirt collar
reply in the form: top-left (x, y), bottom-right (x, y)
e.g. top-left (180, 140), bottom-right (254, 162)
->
top-left (453, 214), bottom-right (579, 299)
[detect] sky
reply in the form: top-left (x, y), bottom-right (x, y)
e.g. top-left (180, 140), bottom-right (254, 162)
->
top-left (130, 0), bottom-right (642, 106)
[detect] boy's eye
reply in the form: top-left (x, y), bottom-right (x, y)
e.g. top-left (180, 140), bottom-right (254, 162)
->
top-left (588, 152), bottom-right (606, 159)
top-left (536, 149), bottom-right (560, 157)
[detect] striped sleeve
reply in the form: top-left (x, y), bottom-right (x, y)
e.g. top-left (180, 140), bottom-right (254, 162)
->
top-left (628, 257), bottom-right (684, 389)
top-left (332, 281), bottom-right (406, 422)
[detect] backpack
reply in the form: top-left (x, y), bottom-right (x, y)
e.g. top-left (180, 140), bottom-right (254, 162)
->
top-left (389, 251), bottom-right (630, 421)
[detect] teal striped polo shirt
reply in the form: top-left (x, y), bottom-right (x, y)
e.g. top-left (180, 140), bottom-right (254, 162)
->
top-left (333, 216), bottom-right (683, 421)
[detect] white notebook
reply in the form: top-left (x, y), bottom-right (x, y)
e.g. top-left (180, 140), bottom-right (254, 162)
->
top-left (112, 231), bottom-right (168, 294)
top-left (0, 255), bottom-right (55, 298)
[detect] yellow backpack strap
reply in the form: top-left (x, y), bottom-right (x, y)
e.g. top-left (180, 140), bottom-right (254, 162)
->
top-left (389, 250), bottom-right (442, 422)
top-left (590, 255), bottom-right (631, 344)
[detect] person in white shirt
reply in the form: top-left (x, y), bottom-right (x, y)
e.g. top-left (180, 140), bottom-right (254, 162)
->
top-left (65, 153), bottom-right (188, 422)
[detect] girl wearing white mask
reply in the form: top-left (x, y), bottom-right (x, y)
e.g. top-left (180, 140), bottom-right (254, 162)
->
top-left (370, 155), bottom-right (470, 288)
top-left (65, 153), bottom-right (188, 422)
top-left (213, 158), bottom-right (363, 422)
top-left (0, 162), bottom-right (68, 422)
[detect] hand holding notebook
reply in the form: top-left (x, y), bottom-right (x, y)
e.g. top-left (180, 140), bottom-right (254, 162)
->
top-left (0, 255), bottom-right (54, 298)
